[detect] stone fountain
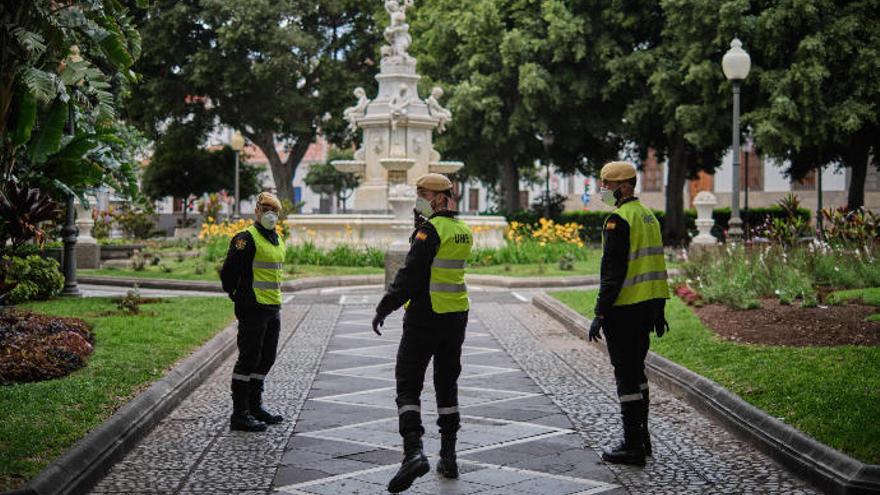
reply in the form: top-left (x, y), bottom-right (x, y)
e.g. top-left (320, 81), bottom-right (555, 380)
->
top-left (286, 0), bottom-right (507, 248)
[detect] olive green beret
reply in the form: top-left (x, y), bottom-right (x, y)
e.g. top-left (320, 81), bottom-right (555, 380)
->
top-left (415, 173), bottom-right (453, 192)
top-left (600, 161), bottom-right (637, 181)
top-left (256, 191), bottom-right (282, 210)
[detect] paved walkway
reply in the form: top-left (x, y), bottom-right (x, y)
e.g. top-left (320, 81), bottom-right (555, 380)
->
top-left (89, 290), bottom-right (818, 494)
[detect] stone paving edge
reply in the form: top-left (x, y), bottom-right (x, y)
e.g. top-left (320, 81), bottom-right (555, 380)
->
top-left (532, 292), bottom-right (880, 495)
top-left (1, 320), bottom-right (241, 495)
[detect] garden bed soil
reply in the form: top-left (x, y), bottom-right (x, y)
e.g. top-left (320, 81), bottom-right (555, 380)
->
top-left (694, 299), bottom-right (880, 346)
top-left (0, 310), bottom-right (94, 384)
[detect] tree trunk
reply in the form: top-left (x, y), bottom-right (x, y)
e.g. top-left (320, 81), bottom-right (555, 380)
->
top-left (497, 160), bottom-right (520, 214)
top-left (663, 137), bottom-right (689, 245)
top-left (250, 131), bottom-right (312, 203)
top-left (845, 139), bottom-right (871, 211)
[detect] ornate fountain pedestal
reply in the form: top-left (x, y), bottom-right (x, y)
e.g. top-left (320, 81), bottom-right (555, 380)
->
top-left (286, 0), bottom-right (507, 248)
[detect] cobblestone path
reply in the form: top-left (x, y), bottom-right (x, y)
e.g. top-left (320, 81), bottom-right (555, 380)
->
top-left (89, 290), bottom-right (817, 494)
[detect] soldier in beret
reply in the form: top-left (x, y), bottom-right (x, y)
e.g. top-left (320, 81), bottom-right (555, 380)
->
top-left (589, 162), bottom-right (669, 466)
top-left (373, 173), bottom-right (473, 493)
top-left (220, 192), bottom-right (287, 432)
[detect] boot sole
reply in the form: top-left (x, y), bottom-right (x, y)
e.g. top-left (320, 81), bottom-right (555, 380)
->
top-left (229, 424), bottom-right (267, 432)
top-left (387, 459), bottom-right (430, 493)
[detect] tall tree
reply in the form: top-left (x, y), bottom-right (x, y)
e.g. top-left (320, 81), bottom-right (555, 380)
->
top-left (128, 0), bottom-right (381, 202)
top-left (605, 0), bottom-right (743, 243)
top-left (140, 120), bottom-right (260, 205)
top-left (747, 0), bottom-right (880, 210)
top-left (410, 0), bottom-right (621, 214)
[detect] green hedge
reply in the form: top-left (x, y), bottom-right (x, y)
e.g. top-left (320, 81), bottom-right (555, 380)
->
top-left (503, 206), bottom-right (811, 243)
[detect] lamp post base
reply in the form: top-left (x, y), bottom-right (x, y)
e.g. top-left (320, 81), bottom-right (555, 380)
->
top-left (727, 216), bottom-right (744, 242)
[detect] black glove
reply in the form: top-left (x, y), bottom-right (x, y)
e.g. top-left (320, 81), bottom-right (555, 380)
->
top-left (652, 299), bottom-right (669, 338)
top-left (588, 317), bottom-right (603, 342)
top-left (372, 313), bottom-right (385, 336)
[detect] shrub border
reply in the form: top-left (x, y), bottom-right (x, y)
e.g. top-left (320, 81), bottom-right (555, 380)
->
top-left (532, 292), bottom-right (880, 495)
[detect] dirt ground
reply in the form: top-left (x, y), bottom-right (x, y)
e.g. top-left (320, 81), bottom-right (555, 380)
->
top-left (694, 299), bottom-right (880, 346)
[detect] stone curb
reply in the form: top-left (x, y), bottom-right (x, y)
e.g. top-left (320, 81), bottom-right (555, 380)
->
top-left (532, 292), bottom-right (880, 495)
top-left (466, 273), bottom-right (600, 288)
top-left (1, 320), bottom-right (241, 495)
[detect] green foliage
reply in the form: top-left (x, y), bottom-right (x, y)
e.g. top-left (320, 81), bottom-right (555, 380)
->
top-left (469, 241), bottom-right (589, 267)
top-left (822, 207), bottom-right (880, 248)
top-left (0, 178), bottom-right (61, 254)
top-left (115, 286), bottom-right (143, 315)
top-left (3, 255), bottom-right (64, 304)
top-left (129, 0), bottom-right (380, 202)
top-left (285, 242), bottom-right (384, 268)
top-left (827, 288), bottom-right (880, 307)
top-left (1, 1), bottom-right (147, 201)
top-left (557, 252), bottom-right (576, 271)
top-left (113, 206), bottom-right (160, 239)
top-left (681, 243), bottom-right (880, 309)
top-left (304, 149), bottom-right (360, 208)
top-left (201, 237), bottom-right (229, 263)
top-left (141, 121), bottom-right (260, 203)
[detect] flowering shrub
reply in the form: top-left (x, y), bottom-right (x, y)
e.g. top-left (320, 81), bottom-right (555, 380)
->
top-left (679, 242), bottom-right (880, 309)
top-left (197, 191), bottom-right (233, 220)
top-left (471, 218), bottom-right (589, 267)
top-left (506, 218), bottom-right (584, 247)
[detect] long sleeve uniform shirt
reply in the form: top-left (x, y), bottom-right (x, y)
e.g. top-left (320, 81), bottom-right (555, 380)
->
top-left (595, 197), bottom-right (635, 317)
top-left (220, 222), bottom-right (282, 311)
top-left (375, 210), bottom-right (466, 324)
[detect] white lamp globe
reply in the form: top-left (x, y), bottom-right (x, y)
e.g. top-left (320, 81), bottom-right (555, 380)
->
top-left (722, 38), bottom-right (751, 81)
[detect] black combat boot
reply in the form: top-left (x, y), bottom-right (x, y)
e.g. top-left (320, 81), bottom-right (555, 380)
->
top-left (249, 380), bottom-right (283, 425)
top-left (387, 433), bottom-right (430, 493)
top-left (230, 380), bottom-right (267, 432)
top-left (436, 433), bottom-right (458, 479)
top-left (601, 402), bottom-right (645, 466)
top-left (642, 390), bottom-right (652, 456)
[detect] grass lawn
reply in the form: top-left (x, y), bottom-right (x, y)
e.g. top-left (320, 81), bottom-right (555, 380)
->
top-left (81, 257), bottom-right (383, 282)
top-left (0, 297), bottom-right (234, 491)
top-left (551, 289), bottom-right (880, 465)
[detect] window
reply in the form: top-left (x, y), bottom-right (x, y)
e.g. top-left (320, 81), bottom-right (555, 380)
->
top-left (468, 188), bottom-right (480, 212)
top-left (519, 191), bottom-right (530, 210)
top-left (791, 170), bottom-right (816, 191)
top-left (641, 150), bottom-right (663, 192)
top-left (739, 149), bottom-right (763, 191)
top-left (293, 186), bottom-right (302, 203)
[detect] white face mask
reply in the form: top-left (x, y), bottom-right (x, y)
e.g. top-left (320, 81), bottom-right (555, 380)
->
top-left (414, 197), bottom-right (434, 218)
top-left (260, 211), bottom-right (278, 230)
top-left (600, 187), bottom-right (619, 207)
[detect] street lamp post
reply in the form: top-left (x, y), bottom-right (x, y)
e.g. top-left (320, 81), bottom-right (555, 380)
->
top-left (743, 140), bottom-right (751, 239)
top-left (541, 132), bottom-right (555, 219)
top-left (231, 131), bottom-right (245, 218)
top-left (61, 100), bottom-right (81, 297)
top-left (722, 38), bottom-right (751, 242)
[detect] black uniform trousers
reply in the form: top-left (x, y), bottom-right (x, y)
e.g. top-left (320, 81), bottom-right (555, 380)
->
top-left (395, 311), bottom-right (468, 438)
top-left (231, 305), bottom-right (281, 392)
top-left (602, 306), bottom-right (651, 408)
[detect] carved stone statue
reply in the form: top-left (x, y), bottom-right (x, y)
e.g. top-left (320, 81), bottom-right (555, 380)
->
top-left (426, 86), bottom-right (452, 133)
top-left (388, 83), bottom-right (411, 130)
top-left (342, 87), bottom-right (370, 132)
top-left (382, 0), bottom-right (414, 64)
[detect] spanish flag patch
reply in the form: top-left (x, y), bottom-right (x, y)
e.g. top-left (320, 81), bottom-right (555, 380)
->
top-left (606, 221), bottom-right (617, 230)
top-left (415, 231), bottom-right (428, 241)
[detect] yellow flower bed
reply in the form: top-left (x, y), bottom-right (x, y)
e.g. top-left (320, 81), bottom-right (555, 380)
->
top-left (199, 217), bottom-right (287, 240)
top-left (505, 218), bottom-right (584, 247)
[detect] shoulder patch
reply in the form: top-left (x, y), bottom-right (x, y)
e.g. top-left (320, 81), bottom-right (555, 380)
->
top-left (234, 237), bottom-right (248, 250)
top-left (415, 231), bottom-right (428, 241)
top-left (605, 221), bottom-right (617, 230)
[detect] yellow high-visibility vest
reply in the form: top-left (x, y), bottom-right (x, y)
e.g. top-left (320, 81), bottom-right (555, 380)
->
top-left (245, 225), bottom-right (285, 305)
top-left (604, 200), bottom-right (669, 306)
top-left (428, 216), bottom-right (472, 313)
